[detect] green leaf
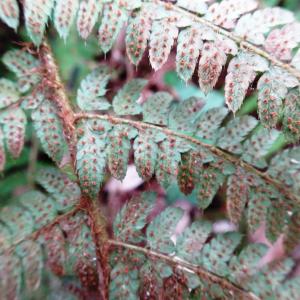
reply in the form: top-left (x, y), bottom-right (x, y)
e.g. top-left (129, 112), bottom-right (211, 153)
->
top-left (168, 97), bottom-right (203, 133)
top-left (200, 232), bottom-right (242, 276)
top-left (15, 240), bottom-right (43, 291)
top-left (126, 6), bottom-right (152, 65)
top-left (143, 92), bottom-right (173, 126)
top-left (133, 128), bottom-right (166, 180)
top-left (153, 264), bottom-right (172, 282)
top-left (229, 244), bottom-right (268, 284)
top-left (149, 19), bottom-right (178, 70)
top-left (98, 2), bottom-right (128, 53)
top-left (146, 207), bottom-right (183, 254)
top-left (217, 116), bottom-right (258, 154)
top-left (21, 92), bottom-right (45, 110)
top-left (42, 225), bottom-right (66, 276)
top-left (198, 42), bottom-right (226, 95)
top-left (110, 262), bottom-right (140, 300)
top-left (177, 149), bottom-right (214, 195)
top-left (76, 121), bottom-right (110, 197)
top-left (0, 79), bottom-right (19, 109)
top-left (283, 211), bottom-right (300, 254)
top-left (23, 0), bottom-right (54, 45)
top-left (77, 66), bottom-right (112, 111)
top-left (54, 0), bottom-right (79, 40)
top-left (225, 52), bottom-right (268, 114)
top-left (114, 192), bottom-right (156, 243)
top-left (20, 191), bottom-right (57, 229)
top-left (0, 107), bottom-right (27, 158)
top-left (176, 26), bottom-right (203, 82)
top-left (108, 125), bottom-right (138, 180)
top-left (177, 0), bottom-right (208, 14)
top-left (77, 0), bottom-right (102, 39)
top-left (66, 222), bottom-right (98, 288)
top-left (247, 190), bottom-right (271, 234)
top-left (247, 259), bottom-right (294, 299)
top-left (195, 107), bottom-right (228, 143)
top-left (226, 167), bottom-right (250, 224)
top-left (0, 254), bottom-right (22, 300)
top-left (113, 79), bottom-right (147, 115)
top-left (195, 166), bottom-right (225, 209)
top-left (32, 100), bottom-right (67, 164)
top-left (225, 65), bottom-right (256, 114)
top-left (35, 167), bottom-right (81, 212)
top-left (266, 200), bottom-right (288, 242)
top-left (242, 127), bottom-right (280, 168)
top-left (2, 49), bottom-right (40, 93)
top-left (275, 277), bottom-right (300, 300)
top-left (156, 136), bottom-right (191, 188)
top-left (0, 223), bottom-right (11, 254)
top-left (282, 89), bottom-right (300, 143)
top-left (0, 206), bottom-right (34, 242)
top-left (267, 147), bottom-right (300, 193)
top-left (176, 220), bottom-right (212, 263)
top-left (257, 71), bottom-right (287, 128)
top-left (0, 0), bottom-right (19, 30)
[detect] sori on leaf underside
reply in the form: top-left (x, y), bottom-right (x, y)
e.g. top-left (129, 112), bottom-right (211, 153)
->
top-left (1, 0), bottom-right (300, 129)
top-left (0, 0), bottom-right (300, 299)
top-left (1, 185), bottom-right (300, 299)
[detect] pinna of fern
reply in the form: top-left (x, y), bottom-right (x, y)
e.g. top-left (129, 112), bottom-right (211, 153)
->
top-left (0, 46), bottom-right (300, 248)
top-left (1, 0), bottom-right (300, 129)
top-left (1, 187), bottom-right (300, 299)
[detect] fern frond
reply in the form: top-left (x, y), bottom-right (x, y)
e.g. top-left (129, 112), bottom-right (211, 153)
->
top-left (98, 2), bottom-right (128, 53)
top-left (142, 92), bottom-right (173, 126)
top-left (0, 108), bottom-right (26, 158)
top-left (23, 0), bottom-right (54, 46)
top-left (2, 0), bottom-right (300, 124)
top-left (54, 0), bottom-right (79, 40)
top-left (109, 193), bottom-right (300, 300)
top-left (133, 128), bottom-right (166, 180)
top-left (107, 124), bottom-right (138, 180)
top-left (32, 99), bottom-right (69, 164)
top-left (72, 71), bottom-right (300, 236)
top-left (77, 66), bottom-right (112, 111)
top-left (126, 5), bottom-right (152, 65)
top-left (0, 167), bottom-right (80, 254)
top-left (0, 79), bottom-right (19, 109)
top-left (0, 0), bottom-right (19, 30)
top-left (112, 79), bottom-right (147, 115)
top-left (76, 119), bottom-right (112, 197)
top-left (77, 0), bottom-right (102, 40)
top-left (282, 89), bottom-right (300, 142)
top-left (35, 167), bottom-right (81, 212)
top-left (0, 210), bottom-right (97, 298)
top-left (2, 49), bottom-right (40, 92)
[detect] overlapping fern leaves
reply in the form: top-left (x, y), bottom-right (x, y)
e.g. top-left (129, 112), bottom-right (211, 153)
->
top-left (0, 0), bottom-right (300, 299)
top-left (0, 168), bottom-right (95, 299)
top-left (1, 0), bottom-right (300, 131)
top-left (0, 47), bottom-right (299, 252)
top-left (109, 193), bottom-right (300, 300)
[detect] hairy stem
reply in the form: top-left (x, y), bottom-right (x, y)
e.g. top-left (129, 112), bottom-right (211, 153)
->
top-left (38, 42), bottom-right (77, 163)
top-left (108, 239), bottom-right (260, 300)
top-left (74, 112), bottom-right (300, 206)
top-left (38, 41), bottom-right (110, 299)
top-left (86, 196), bottom-right (110, 300)
top-left (155, 0), bottom-right (300, 80)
